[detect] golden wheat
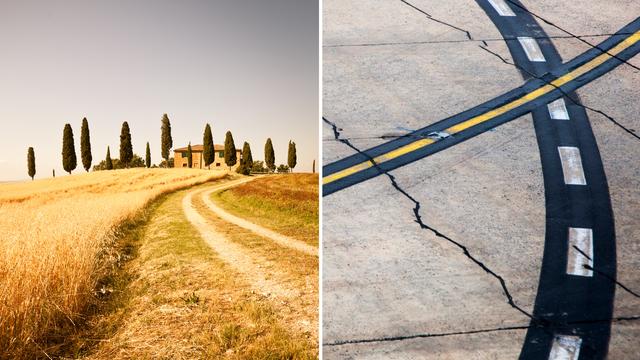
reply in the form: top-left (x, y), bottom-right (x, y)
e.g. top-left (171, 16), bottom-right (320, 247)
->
top-left (0, 168), bottom-right (227, 358)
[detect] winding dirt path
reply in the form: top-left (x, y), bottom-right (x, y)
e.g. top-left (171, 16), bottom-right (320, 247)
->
top-left (182, 188), bottom-right (293, 299)
top-left (201, 187), bottom-right (317, 256)
top-left (181, 177), bottom-right (317, 335)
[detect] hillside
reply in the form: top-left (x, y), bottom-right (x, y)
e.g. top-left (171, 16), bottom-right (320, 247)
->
top-left (0, 168), bottom-right (227, 358)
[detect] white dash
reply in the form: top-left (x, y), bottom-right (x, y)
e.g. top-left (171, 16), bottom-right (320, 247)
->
top-left (518, 37), bottom-right (546, 62)
top-left (549, 335), bottom-right (582, 360)
top-left (567, 228), bottom-right (593, 277)
top-left (548, 98), bottom-right (570, 120)
top-left (487, 0), bottom-right (516, 16)
top-left (558, 147), bottom-right (586, 185)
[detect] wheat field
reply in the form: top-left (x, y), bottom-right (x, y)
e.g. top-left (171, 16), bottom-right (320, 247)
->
top-left (0, 168), bottom-right (227, 358)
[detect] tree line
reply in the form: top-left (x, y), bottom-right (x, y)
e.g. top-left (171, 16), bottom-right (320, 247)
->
top-left (26, 114), bottom-right (300, 179)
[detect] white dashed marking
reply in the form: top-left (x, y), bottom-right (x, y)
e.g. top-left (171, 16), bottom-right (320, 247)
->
top-left (487, 0), bottom-right (516, 16)
top-left (518, 37), bottom-right (546, 62)
top-left (548, 98), bottom-right (570, 120)
top-left (567, 228), bottom-right (593, 277)
top-left (558, 147), bottom-right (586, 185)
top-left (549, 335), bottom-right (582, 360)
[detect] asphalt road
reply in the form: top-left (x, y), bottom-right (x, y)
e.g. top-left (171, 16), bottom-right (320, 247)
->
top-left (323, 17), bottom-right (640, 196)
top-left (475, 1), bottom-right (616, 359)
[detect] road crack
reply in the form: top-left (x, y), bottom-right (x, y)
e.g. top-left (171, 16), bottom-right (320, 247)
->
top-left (400, 0), bottom-right (472, 40)
top-left (323, 315), bottom-right (640, 347)
top-left (504, 0), bottom-right (640, 72)
top-left (324, 116), bottom-right (537, 321)
top-left (324, 324), bottom-right (531, 346)
top-left (479, 44), bottom-right (640, 141)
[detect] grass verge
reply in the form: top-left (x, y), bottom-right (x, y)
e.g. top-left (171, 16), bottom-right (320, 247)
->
top-left (81, 183), bottom-right (317, 359)
top-left (211, 174), bottom-right (318, 246)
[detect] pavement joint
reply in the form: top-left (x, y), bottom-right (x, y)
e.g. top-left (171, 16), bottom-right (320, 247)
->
top-left (323, 32), bottom-right (638, 48)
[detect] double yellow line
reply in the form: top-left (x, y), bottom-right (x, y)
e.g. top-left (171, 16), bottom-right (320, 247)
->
top-left (324, 30), bottom-right (640, 185)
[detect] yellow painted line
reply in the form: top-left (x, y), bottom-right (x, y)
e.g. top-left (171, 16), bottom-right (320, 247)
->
top-left (322, 138), bottom-right (435, 184)
top-left (324, 30), bottom-right (640, 185)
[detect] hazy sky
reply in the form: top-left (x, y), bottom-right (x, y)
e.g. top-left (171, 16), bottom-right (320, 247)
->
top-left (0, 0), bottom-right (318, 181)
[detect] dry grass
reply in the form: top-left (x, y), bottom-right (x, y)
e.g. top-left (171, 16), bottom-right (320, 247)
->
top-left (192, 193), bottom-right (318, 335)
top-left (212, 174), bottom-right (319, 246)
top-left (84, 185), bottom-right (317, 359)
top-left (0, 168), bottom-right (228, 359)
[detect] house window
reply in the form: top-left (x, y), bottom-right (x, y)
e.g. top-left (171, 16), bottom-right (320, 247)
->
top-left (216, 163), bottom-right (220, 167)
top-left (181, 152), bottom-right (187, 157)
top-left (218, 151), bottom-right (224, 157)
top-left (182, 163), bottom-right (187, 167)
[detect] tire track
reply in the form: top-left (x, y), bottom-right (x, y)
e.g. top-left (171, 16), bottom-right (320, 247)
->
top-left (181, 179), bottom-right (317, 334)
top-left (200, 188), bottom-right (317, 257)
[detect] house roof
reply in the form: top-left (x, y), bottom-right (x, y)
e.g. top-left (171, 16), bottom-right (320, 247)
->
top-left (174, 144), bottom-right (239, 152)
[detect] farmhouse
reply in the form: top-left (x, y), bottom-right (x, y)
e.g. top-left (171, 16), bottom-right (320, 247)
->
top-left (174, 144), bottom-right (242, 169)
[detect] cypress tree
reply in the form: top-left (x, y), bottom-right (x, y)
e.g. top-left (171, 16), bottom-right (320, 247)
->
top-left (242, 142), bottom-right (253, 172)
top-left (264, 138), bottom-right (275, 173)
top-left (224, 131), bottom-right (237, 169)
top-left (287, 140), bottom-right (297, 172)
top-left (145, 142), bottom-right (151, 168)
top-left (105, 146), bottom-right (113, 170)
top-left (312, 159), bottom-right (315, 174)
top-left (62, 123), bottom-right (77, 174)
top-left (27, 147), bottom-right (36, 180)
top-left (187, 142), bottom-right (193, 168)
top-left (203, 123), bottom-right (214, 169)
top-left (119, 121), bottom-right (133, 167)
top-left (80, 117), bottom-right (92, 171)
top-left (161, 114), bottom-right (173, 167)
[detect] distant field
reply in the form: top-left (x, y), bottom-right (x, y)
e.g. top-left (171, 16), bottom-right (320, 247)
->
top-left (0, 168), bottom-right (227, 359)
top-left (212, 174), bottom-right (319, 246)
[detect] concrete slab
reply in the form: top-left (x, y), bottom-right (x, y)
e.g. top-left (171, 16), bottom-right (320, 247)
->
top-left (323, 0), bottom-right (640, 357)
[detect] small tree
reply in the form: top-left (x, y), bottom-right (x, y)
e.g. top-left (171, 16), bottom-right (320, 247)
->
top-left (145, 142), bottom-right (151, 168)
top-left (224, 131), bottom-right (237, 170)
top-left (203, 123), bottom-right (214, 169)
top-left (242, 142), bottom-right (253, 173)
top-left (62, 123), bottom-right (77, 174)
top-left (27, 147), bottom-right (36, 180)
top-left (251, 160), bottom-right (266, 173)
top-left (93, 154), bottom-right (145, 171)
top-left (264, 138), bottom-right (275, 173)
top-left (80, 117), bottom-right (92, 172)
top-left (277, 164), bottom-right (290, 173)
top-left (187, 142), bottom-right (193, 168)
top-left (159, 157), bottom-right (174, 168)
top-left (105, 146), bottom-right (113, 170)
top-left (161, 114), bottom-right (173, 167)
top-left (120, 121), bottom-right (133, 167)
top-left (287, 140), bottom-right (297, 172)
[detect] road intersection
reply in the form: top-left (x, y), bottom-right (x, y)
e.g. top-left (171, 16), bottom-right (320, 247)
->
top-left (322, 1), bottom-right (640, 358)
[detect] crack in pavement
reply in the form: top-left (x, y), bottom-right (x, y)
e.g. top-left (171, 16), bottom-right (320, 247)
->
top-left (570, 245), bottom-right (640, 299)
top-left (324, 32), bottom-right (636, 48)
top-left (479, 44), bottom-right (640, 141)
top-left (504, 0), bottom-right (640, 72)
top-left (324, 116), bottom-right (537, 322)
top-left (324, 324), bottom-right (532, 346)
top-left (400, 0), bottom-right (473, 40)
top-left (323, 315), bottom-right (640, 347)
